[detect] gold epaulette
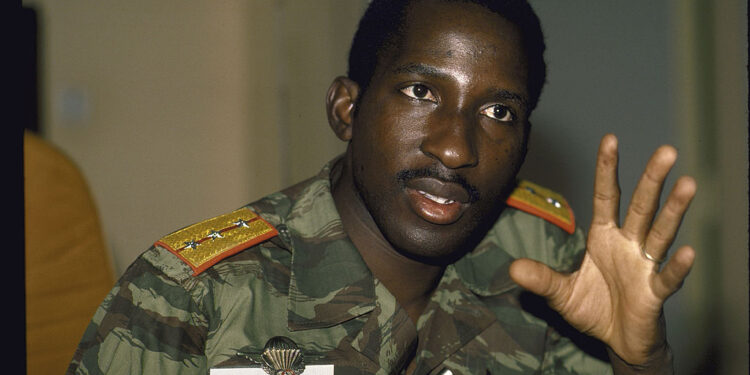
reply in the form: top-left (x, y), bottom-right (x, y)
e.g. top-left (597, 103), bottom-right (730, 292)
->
top-left (155, 207), bottom-right (278, 276)
top-left (505, 180), bottom-right (575, 234)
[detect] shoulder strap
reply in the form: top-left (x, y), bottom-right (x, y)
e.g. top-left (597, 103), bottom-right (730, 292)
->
top-left (505, 180), bottom-right (576, 234)
top-left (155, 207), bottom-right (278, 276)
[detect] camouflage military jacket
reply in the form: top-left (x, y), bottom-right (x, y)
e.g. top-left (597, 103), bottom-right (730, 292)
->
top-left (69, 162), bottom-right (612, 374)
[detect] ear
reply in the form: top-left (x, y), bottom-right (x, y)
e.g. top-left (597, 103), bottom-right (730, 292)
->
top-left (326, 76), bottom-right (360, 141)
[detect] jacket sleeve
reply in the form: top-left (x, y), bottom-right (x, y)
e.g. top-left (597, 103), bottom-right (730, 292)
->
top-left (67, 246), bottom-right (209, 374)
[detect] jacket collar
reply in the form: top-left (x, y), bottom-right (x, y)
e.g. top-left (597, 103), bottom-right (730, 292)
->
top-left (282, 162), bottom-right (377, 330)
top-left (282, 162), bottom-right (416, 371)
top-left (279, 159), bottom-right (522, 370)
top-left (451, 209), bottom-right (520, 298)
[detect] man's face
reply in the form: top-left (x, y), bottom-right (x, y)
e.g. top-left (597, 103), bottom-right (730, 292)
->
top-left (348, 0), bottom-right (530, 264)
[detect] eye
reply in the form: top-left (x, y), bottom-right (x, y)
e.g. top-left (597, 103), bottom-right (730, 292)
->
top-left (400, 84), bottom-right (437, 102)
top-left (480, 104), bottom-right (515, 122)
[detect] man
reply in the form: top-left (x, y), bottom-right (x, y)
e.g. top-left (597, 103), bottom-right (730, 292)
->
top-left (68, 0), bottom-right (696, 374)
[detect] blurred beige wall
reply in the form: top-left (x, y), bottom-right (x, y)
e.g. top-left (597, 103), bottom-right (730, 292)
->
top-left (25, 0), bottom-right (364, 274)
top-left (674, 0), bottom-right (748, 373)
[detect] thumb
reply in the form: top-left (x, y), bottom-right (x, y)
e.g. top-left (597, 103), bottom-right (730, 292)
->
top-left (509, 258), bottom-right (568, 302)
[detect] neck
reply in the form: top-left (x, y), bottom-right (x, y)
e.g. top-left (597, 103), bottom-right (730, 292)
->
top-left (330, 156), bottom-right (444, 324)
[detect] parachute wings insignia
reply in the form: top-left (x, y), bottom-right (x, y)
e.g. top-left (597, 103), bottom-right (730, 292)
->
top-left (155, 207), bottom-right (278, 276)
top-left (506, 180), bottom-right (575, 234)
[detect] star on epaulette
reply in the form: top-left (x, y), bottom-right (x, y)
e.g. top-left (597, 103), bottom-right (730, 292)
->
top-left (505, 180), bottom-right (575, 234)
top-left (155, 207), bottom-right (278, 275)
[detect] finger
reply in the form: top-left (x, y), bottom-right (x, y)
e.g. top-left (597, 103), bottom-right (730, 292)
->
top-left (509, 258), bottom-right (569, 304)
top-left (622, 145), bottom-right (677, 241)
top-left (591, 134), bottom-right (621, 226)
top-left (652, 246), bottom-right (695, 300)
top-left (643, 176), bottom-right (697, 261)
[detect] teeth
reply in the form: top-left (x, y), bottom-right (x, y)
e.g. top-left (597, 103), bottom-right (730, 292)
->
top-left (418, 190), bottom-right (455, 205)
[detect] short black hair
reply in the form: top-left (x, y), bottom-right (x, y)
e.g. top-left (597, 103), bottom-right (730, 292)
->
top-left (347, 0), bottom-right (546, 111)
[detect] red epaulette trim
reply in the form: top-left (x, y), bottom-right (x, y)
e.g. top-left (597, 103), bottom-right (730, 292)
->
top-left (505, 180), bottom-right (576, 234)
top-left (154, 207), bottom-right (278, 276)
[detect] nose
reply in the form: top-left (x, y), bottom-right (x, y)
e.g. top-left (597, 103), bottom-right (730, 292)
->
top-left (419, 112), bottom-right (478, 169)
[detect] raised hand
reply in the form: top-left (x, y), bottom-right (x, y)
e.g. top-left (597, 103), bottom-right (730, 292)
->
top-left (509, 134), bottom-right (696, 366)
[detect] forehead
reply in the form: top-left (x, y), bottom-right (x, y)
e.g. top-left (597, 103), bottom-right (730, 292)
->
top-left (405, 1), bottom-right (521, 55)
top-left (378, 0), bottom-right (529, 94)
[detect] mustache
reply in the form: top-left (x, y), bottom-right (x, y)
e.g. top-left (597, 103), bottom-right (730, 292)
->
top-left (396, 166), bottom-right (480, 203)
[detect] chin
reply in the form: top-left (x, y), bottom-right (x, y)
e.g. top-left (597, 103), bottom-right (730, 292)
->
top-left (385, 213), bottom-right (497, 266)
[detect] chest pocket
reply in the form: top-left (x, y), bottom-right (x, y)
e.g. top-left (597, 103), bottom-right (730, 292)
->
top-left (439, 319), bottom-right (547, 375)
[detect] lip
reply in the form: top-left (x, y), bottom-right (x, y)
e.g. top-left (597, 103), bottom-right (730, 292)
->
top-left (404, 177), bottom-right (471, 225)
top-left (405, 177), bottom-right (471, 203)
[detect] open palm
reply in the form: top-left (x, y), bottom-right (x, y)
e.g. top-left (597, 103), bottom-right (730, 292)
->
top-left (510, 134), bottom-right (696, 366)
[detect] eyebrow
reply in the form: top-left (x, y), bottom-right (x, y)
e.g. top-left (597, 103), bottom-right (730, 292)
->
top-left (486, 89), bottom-right (529, 110)
top-left (392, 63), bottom-right (449, 79)
top-left (394, 63), bottom-right (529, 109)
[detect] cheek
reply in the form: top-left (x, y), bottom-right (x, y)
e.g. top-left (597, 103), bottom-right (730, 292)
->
top-left (486, 134), bottom-right (524, 162)
top-left (369, 120), bottom-right (423, 166)
top-left (476, 138), bottom-right (526, 192)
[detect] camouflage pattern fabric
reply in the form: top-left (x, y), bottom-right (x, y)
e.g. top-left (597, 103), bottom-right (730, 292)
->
top-left (68, 160), bottom-right (613, 374)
